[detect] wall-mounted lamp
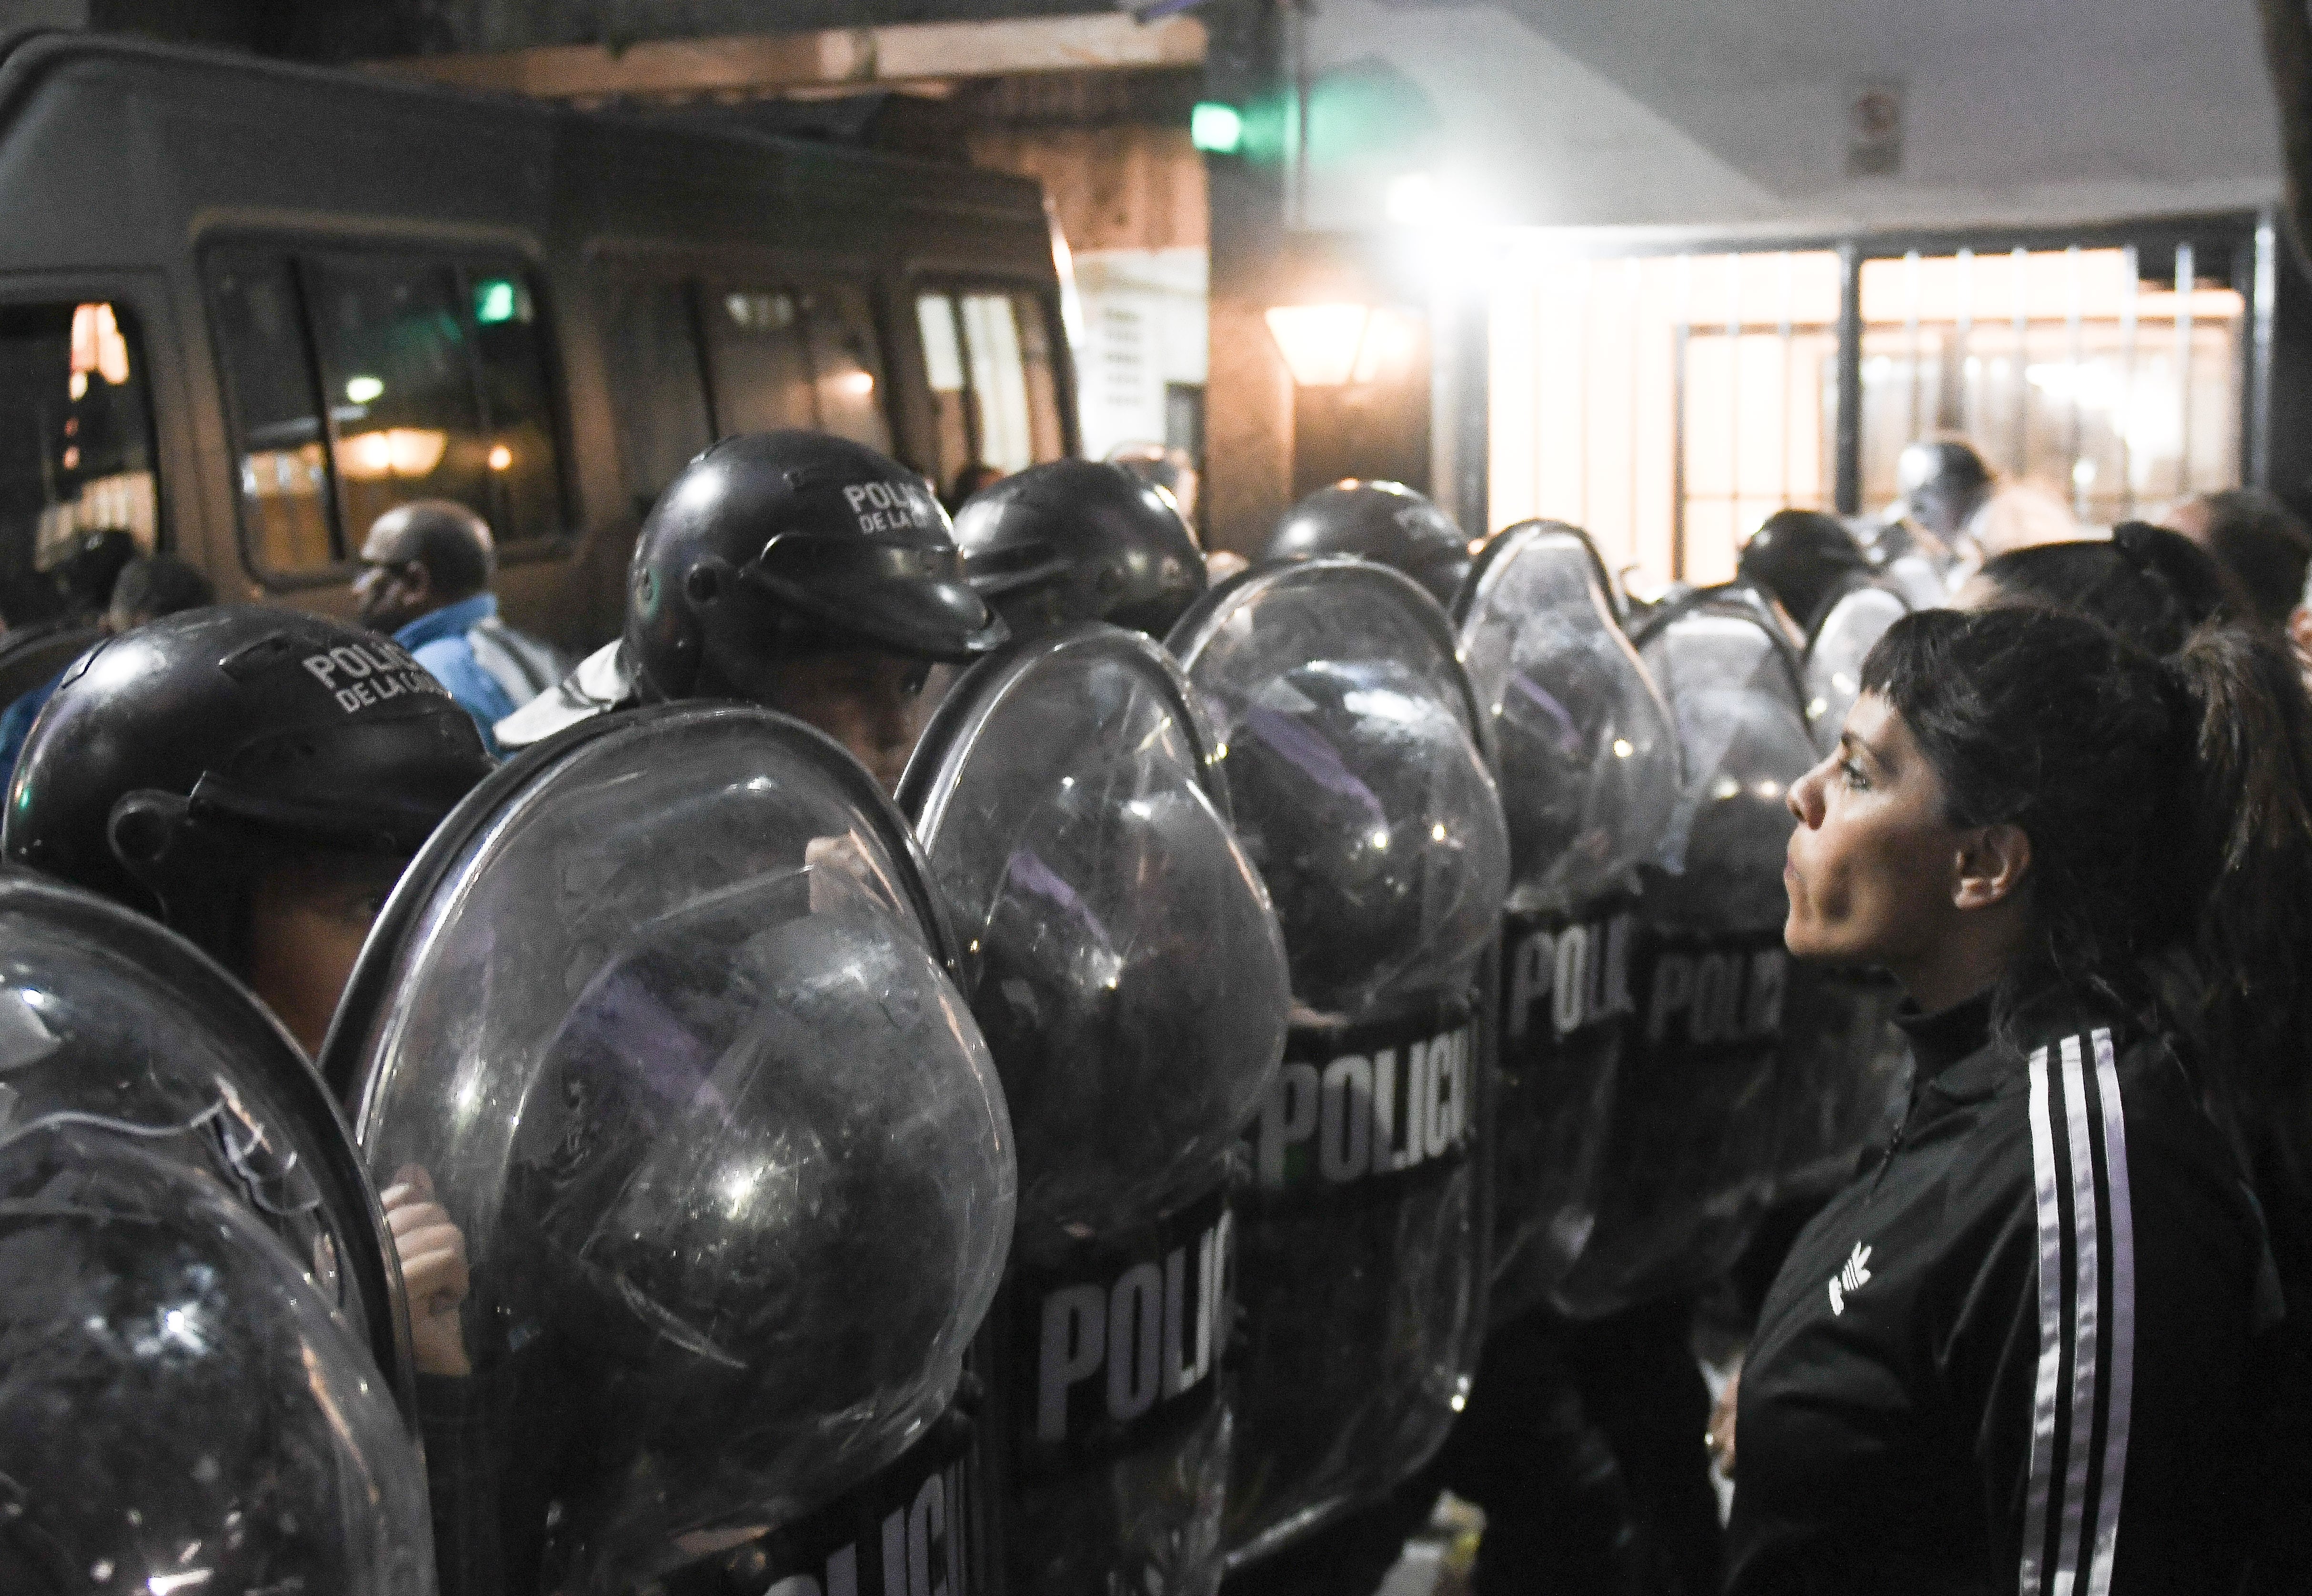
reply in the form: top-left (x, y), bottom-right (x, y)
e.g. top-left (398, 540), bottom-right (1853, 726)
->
top-left (1264, 304), bottom-right (1421, 388)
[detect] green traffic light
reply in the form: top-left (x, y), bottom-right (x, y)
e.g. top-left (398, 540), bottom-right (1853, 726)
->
top-left (1191, 102), bottom-right (1244, 155)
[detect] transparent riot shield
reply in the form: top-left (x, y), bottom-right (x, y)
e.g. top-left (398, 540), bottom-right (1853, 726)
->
top-left (0, 868), bottom-right (415, 1415)
top-left (900, 622), bottom-right (1291, 1596)
top-left (0, 871), bottom-right (432, 1595)
top-left (326, 705), bottom-right (1016, 1595)
top-left (1452, 522), bottom-right (1680, 1322)
top-left (1802, 580), bottom-right (1910, 755)
top-left (1169, 558), bottom-right (1510, 1566)
top-left (0, 1125), bottom-right (436, 1596)
top-left (1529, 587), bottom-right (1813, 1316)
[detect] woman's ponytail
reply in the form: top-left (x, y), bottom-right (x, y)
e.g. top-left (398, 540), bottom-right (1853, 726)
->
top-left (2171, 625), bottom-right (2312, 1136)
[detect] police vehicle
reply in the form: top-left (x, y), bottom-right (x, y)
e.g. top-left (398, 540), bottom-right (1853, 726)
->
top-left (0, 30), bottom-right (1076, 652)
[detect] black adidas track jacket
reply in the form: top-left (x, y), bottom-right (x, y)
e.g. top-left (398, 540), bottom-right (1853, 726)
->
top-left (1726, 990), bottom-right (2298, 1595)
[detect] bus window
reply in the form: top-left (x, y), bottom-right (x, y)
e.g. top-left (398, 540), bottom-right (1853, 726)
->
top-left (916, 292), bottom-right (971, 488)
top-left (0, 300), bottom-right (158, 627)
top-left (918, 289), bottom-right (1067, 487)
top-left (704, 288), bottom-right (815, 436)
top-left (602, 279), bottom-right (713, 515)
top-left (209, 253), bottom-right (336, 572)
top-left (798, 285), bottom-right (891, 452)
top-left (463, 270), bottom-right (563, 549)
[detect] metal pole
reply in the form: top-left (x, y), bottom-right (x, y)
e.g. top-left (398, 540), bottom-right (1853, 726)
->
top-left (2010, 245), bottom-right (2030, 479)
top-left (1954, 246), bottom-right (1974, 436)
top-left (2119, 244), bottom-right (2139, 518)
top-left (1904, 249), bottom-right (1922, 447)
top-left (1577, 257), bottom-right (1593, 529)
top-left (2065, 244), bottom-right (2085, 518)
top-left (1672, 252), bottom-right (1694, 573)
top-left (1726, 254), bottom-right (1743, 537)
top-left (1835, 242), bottom-right (1863, 515)
top-left (2176, 241), bottom-right (2195, 496)
top-left (1778, 250), bottom-right (1794, 507)
top-left (2250, 211), bottom-right (2278, 488)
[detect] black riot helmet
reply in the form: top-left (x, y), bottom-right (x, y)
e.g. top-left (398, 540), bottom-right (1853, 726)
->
top-left (1737, 509), bottom-right (1873, 635)
top-left (1264, 480), bottom-right (1474, 610)
top-left (2, 605), bottom-right (494, 968)
top-left (952, 457), bottom-right (1207, 638)
top-left (624, 430), bottom-right (1008, 702)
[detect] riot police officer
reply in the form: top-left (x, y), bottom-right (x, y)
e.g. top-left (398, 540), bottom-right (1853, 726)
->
top-left (2, 605), bottom-right (497, 1392)
top-left (951, 456), bottom-right (1208, 638)
top-left (4, 605), bottom-right (494, 1059)
top-left (498, 431), bottom-right (1007, 789)
top-left (1263, 480), bottom-right (1475, 610)
top-left (1736, 511), bottom-right (1873, 639)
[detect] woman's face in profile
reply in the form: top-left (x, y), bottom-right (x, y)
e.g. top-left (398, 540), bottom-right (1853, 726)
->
top-left (1781, 691), bottom-right (1967, 970)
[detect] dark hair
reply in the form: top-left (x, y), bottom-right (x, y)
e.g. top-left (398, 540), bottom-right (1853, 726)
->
top-left (2180, 488), bottom-right (2312, 630)
top-left (366, 500), bottom-right (494, 600)
top-left (1977, 522), bottom-right (2241, 656)
top-left (1861, 607), bottom-right (2312, 1144)
top-left (108, 553), bottom-right (214, 626)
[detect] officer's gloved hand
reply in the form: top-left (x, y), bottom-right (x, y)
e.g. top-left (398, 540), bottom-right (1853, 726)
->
top-left (383, 1162), bottom-right (473, 1378)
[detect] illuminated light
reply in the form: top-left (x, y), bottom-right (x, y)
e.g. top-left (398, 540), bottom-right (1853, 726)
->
top-left (60, 446), bottom-right (79, 472)
top-left (474, 278), bottom-right (519, 325)
top-left (1807, 696), bottom-right (1829, 718)
top-left (1368, 828), bottom-right (1392, 851)
top-left (147, 1570), bottom-right (212, 1594)
top-left (69, 369), bottom-right (88, 401)
top-left (1350, 309), bottom-right (1421, 385)
top-left (344, 375), bottom-right (384, 405)
top-left (719, 1164), bottom-right (761, 1214)
top-left (1191, 101), bottom-right (1244, 154)
top-left (1754, 780), bottom-right (1782, 799)
top-left (1264, 304), bottom-right (1372, 388)
top-left (1612, 738), bottom-right (1634, 758)
top-left (836, 371), bottom-right (875, 397)
top-left (1387, 171), bottom-right (1438, 225)
top-left (336, 428), bottom-right (447, 481)
top-left (1431, 822), bottom-right (1448, 842)
top-left (70, 303), bottom-right (130, 385)
top-left (1712, 774), bottom-right (1742, 801)
top-left (2071, 458), bottom-right (2098, 488)
top-left (487, 443), bottom-right (513, 472)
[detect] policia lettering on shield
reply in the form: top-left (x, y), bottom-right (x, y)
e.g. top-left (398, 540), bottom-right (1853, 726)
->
top-left (497, 430), bottom-right (1009, 790)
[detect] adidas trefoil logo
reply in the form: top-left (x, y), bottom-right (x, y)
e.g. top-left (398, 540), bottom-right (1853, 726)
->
top-left (1827, 1241), bottom-right (1873, 1315)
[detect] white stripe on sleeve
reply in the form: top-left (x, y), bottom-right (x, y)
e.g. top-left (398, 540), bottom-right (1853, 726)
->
top-left (2021, 1044), bottom-right (2064, 1596)
top-left (2084, 1027), bottom-right (2135, 1596)
top-left (2057, 1032), bottom-right (2101, 1596)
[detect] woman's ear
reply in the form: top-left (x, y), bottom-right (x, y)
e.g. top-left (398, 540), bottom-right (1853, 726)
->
top-left (1953, 822), bottom-right (2031, 911)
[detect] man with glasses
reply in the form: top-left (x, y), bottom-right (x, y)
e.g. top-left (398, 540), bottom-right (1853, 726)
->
top-left (356, 500), bottom-right (563, 754)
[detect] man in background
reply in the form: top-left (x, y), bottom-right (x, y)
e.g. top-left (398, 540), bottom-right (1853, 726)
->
top-left (2168, 487), bottom-right (2312, 634)
top-left (354, 500), bottom-right (564, 755)
top-left (0, 551), bottom-right (212, 777)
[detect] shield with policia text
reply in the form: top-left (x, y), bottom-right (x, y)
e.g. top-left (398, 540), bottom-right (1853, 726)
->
top-left (0, 869), bottom-right (435, 1596)
top-left (900, 622), bottom-right (1292, 1596)
top-left (1518, 582), bottom-right (1817, 1315)
top-left (1450, 520), bottom-right (1680, 1322)
top-left (323, 704), bottom-right (1017, 1596)
top-left (1169, 557), bottom-right (1511, 1566)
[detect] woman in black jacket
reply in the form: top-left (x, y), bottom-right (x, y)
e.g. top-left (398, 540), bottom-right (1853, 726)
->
top-left (1727, 604), bottom-right (2312, 1594)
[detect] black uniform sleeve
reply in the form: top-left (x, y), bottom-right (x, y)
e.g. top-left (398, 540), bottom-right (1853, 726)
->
top-left (1933, 1034), bottom-right (2267, 1596)
top-left (418, 1373), bottom-right (504, 1596)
